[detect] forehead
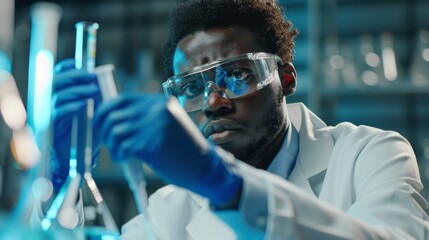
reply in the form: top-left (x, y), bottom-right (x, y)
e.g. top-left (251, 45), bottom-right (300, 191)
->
top-left (173, 26), bottom-right (264, 75)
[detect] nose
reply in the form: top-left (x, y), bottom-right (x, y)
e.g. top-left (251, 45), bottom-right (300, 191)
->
top-left (202, 82), bottom-right (233, 117)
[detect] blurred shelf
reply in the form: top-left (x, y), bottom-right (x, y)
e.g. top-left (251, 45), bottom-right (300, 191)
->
top-left (320, 0), bottom-right (429, 39)
top-left (321, 81), bottom-right (429, 98)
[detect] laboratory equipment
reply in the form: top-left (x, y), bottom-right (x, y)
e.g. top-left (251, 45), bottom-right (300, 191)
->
top-left (74, 21), bottom-right (98, 180)
top-left (380, 32), bottom-right (400, 83)
top-left (410, 30), bottom-right (429, 86)
top-left (24, 3), bottom-right (62, 226)
top-left (0, 71), bottom-right (59, 239)
top-left (339, 43), bottom-right (358, 88)
top-left (38, 20), bottom-right (87, 234)
top-left (357, 33), bottom-right (384, 87)
top-left (27, 2), bottom-right (61, 144)
top-left (95, 64), bottom-right (155, 240)
top-left (322, 37), bottom-right (342, 88)
top-left (1, 4), bottom-right (84, 238)
top-left (74, 21), bottom-right (120, 238)
top-left (25, 4), bottom-right (62, 224)
top-left (39, 21), bottom-right (119, 239)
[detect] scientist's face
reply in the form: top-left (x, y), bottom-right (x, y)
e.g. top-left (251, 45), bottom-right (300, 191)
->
top-left (173, 26), bottom-right (289, 168)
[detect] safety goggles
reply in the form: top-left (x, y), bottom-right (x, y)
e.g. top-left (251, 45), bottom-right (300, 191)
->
top-left (162, 52), bottom-right (282, 112)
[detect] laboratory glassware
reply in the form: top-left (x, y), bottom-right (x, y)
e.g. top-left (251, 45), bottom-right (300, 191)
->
top-left (380, 32), bottom-right (401, 83)
top-left (322, 37), bottom-right (343, 88)
top-left (357, 33), bottom-right (384, 87)
top-left (410, 30), bottom-right (429, 86)
top-left (74, 21), bottom-right (120, 239)
top-left (13, 1), bottom-right (61, 228)
top-left (95, 64), bottom-right (156, 240)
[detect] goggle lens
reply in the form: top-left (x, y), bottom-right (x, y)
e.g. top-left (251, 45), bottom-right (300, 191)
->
top-left (163, 52), bottom-right (282, 112)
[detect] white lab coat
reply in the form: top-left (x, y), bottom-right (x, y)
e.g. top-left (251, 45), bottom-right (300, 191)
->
top-left (122, 103), bottom-right (429, 239)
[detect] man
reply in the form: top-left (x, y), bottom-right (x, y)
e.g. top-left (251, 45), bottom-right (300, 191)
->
top-left (48, 0), bottom-right (428, 239)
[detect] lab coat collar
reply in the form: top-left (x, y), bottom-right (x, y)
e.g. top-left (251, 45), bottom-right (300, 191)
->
top-left (287, 103), bottom-right (334, 196)
top-left (186, 103), bottom-right (335, 239)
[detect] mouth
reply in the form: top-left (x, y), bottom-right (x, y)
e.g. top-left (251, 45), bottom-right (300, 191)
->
top-left (203, 120), bottom-right (243, 144)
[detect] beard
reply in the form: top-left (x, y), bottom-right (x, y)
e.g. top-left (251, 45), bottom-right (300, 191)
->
top-left (231, 85), bottom-right (286, 168)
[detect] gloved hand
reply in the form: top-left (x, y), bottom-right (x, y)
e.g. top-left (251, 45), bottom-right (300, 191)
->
top-left (93, 94), bottom-right (242, 207)
top-left (50, 59), bottom-right (102, 192)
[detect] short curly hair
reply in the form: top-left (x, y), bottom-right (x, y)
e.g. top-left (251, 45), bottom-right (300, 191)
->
top-left (161, 0), bottom-right (299, 78)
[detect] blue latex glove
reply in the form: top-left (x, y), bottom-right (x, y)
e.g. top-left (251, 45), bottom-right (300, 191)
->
top-left (93, 94), bottom-right (242, 207)
top-left (50, 59), bottom-right (102, 192)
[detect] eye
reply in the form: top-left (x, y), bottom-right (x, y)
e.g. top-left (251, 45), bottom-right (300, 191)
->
top-left (225, 68), bottom-right (252, 83)
top-left (180, 81), bottom-right (204, 98)
top-left (224, 68), bottom-right (252, 95)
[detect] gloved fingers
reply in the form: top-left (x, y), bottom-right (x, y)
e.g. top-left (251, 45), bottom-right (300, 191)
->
top-left (51, 147), bottom-right (71, 170)
top-left (53, 70), bottom-right (98, 92)
top-left (100, 105), bottom-right (143, 135)
top-left (101, 105), bottom-right (147, 151)
top-left (93, 95), bottom-right (138, 131)
top-left (54, 59), bottom-right (76, 73)
top-left (51, 135), bottom-right (72, 171)
top-left (94, 94), bottom-right (166, 125)
top-left (94, 97), bottom-right (153, 159)
top-left (52, 101), bottom-right (88, 122)
top-left (98, 99), bottom-right (165, 146)
top-left (111, 110), bottom-right (167, 162)
top-left (114, 135), bottom-right (146, 161)
top-left (124, 121), bottom-right (164, 160)
top-left (51, 100), bottom-right (86, 159)
top-left (53, 84), bottom-right (100, 108)
top-left (93, 94), bottom-right (170, 161)
top-left (104, 121), bottom-right (141, 160)
top-left (49, 154), bottom-right (71, 192)
top-left (52, 116), bottom-right (72, 138)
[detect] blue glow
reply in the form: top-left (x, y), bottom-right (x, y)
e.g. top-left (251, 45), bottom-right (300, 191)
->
top-left (41, 218), bottom-right (51, 230)
top-left (41, 178), bottom-right (69, 230)
top-left (101, 236), bottom-right (118, 240)
top-left (75, 26), bottom-right (83, 69)
top-left (33, 49), bottom-right (54, 135)
top-left (0, 50), bottom-right (12, 72)
top-left (69, 145), bottom-right (77, 177)
top-left (69, 158), bottom-right (77, 178)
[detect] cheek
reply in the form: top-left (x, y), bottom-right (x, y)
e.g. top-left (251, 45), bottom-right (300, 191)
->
top-left (234, 86), bottom-right (279, 128)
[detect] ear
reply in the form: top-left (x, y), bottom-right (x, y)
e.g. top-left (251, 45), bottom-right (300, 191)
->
top-left (278, 62), bottom-right (297, 96)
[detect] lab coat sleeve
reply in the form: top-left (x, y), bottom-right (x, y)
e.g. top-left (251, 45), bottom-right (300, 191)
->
top-left (121, 185), bottom-right (203, 240)
top-left (218, 130), bottom-right (429, 239)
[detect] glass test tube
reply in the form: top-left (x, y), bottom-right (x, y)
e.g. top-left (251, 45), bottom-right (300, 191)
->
top-left (14, 1), bottom-right (62, 228)
top-left (74, 21), bottom-right (98, 174)
top-left (75, 22), bottom-right (120, 236)
top-left (75, 22), bottom-right (98, 71)
top-left (95, 64), bottom-right (155, 240)
top-left (40, 21), bottom-right (100, 232)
